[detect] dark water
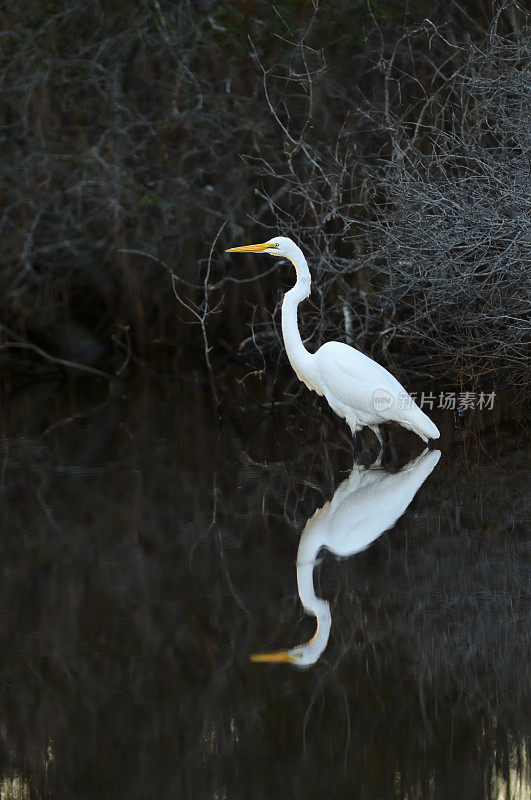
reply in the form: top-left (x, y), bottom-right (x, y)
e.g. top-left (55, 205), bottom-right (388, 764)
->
top-left (0, 375), bottom-right (529, 799)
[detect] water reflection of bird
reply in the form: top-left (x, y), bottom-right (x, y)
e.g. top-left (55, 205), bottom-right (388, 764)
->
top-left (251, 448), bottom-right (441, 667)
top-left (226, 237), bottom-right (440, 445)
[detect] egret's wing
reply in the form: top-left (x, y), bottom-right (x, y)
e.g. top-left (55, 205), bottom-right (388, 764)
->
top-left (316, 341), bottom-right (405, 416)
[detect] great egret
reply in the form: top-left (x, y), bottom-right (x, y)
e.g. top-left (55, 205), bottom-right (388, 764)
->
top-left (226, 236), bottom-right (440, 443)
top-left (251, 448), bottom-right (441, 667)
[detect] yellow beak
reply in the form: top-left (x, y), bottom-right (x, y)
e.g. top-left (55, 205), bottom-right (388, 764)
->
top-left (226, 242), bottom-right (273, 253)
top-left (250, 650), bottom-right (293, 663)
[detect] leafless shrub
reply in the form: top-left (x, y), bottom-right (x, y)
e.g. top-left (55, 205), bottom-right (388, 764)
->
top-left (250, 5), bottom-right (530, 396)
top-left (362, 17), bottom-right (531, 393)
top-left (0, 1), bottom-right (275, 375)
top-left (0, 1), bottom-right (528, 398)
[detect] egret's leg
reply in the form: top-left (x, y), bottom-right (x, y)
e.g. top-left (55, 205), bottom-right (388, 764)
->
top-left (369, 425), bottom-right (383, 448)
top-left (347, 416), bottom-right (358, 442)
top-left (348, 420), bottom-right (362, 461)
top-left (369, 425), bottom-right (384, 467)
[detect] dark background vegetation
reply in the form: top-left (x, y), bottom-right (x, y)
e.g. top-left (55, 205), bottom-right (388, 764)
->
top-left (1, 0), bottom-right (529, 399)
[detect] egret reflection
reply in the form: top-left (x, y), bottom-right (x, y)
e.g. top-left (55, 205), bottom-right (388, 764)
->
top-left (252, 448), bottom-right (441, 667)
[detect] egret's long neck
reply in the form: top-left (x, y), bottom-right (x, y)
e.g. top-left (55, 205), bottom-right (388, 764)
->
top-left (281, 249), bottom-right (313, 375)
top-left (295, 520), bottom-right (331, 662)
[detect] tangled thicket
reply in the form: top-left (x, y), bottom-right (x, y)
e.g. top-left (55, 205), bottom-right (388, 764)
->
top-left (0, 1), bottom-right (529, 395)
top-left (252, 11), bottom-right (531, 395)
top-left (367, 31), bottom-right (530, 385)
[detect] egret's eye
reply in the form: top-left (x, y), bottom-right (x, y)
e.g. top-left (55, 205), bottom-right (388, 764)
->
top-left (272, 243), bottom-right (279, 248)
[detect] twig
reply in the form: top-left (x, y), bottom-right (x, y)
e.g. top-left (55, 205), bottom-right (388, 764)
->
top-left (0, 341), bottom-right (116, 383)
top-left (172, 222), bottom-right (227, 408)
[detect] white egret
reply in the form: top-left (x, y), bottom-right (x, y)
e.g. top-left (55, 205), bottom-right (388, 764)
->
top-left (226, 236), bottom-right (440, 443)
top-left (251, 448), bottom-right (441, 666)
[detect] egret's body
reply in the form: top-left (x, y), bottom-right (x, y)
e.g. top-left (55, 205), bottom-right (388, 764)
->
top-left (252, 448), bottom-right (441, 666)
top-left (226, 236), bottom-right (440, 443)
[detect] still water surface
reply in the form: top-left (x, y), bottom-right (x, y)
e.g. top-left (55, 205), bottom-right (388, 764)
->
top-left (0, 376), bottom-right (528, 799)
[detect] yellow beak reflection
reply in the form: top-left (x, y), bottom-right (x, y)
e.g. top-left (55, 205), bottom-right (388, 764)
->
top-left (225, 242), bottom-right (273, 253)
top-left (250, 650), bottom-right (293, 663)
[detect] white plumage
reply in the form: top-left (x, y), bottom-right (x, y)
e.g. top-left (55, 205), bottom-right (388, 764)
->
top-left (251, 448), bottom-right (441, 666)
top-left (226, 236), bottom-right (440, 444)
